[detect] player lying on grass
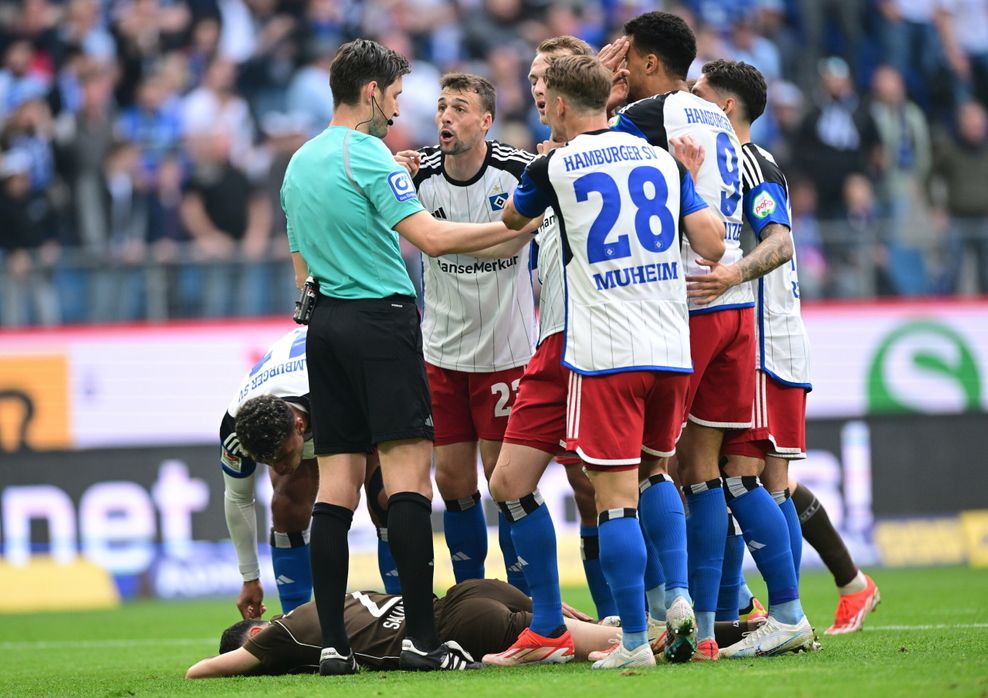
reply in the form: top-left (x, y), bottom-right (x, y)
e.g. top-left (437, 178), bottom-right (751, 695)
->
top-left (185, 578), bottom-right (767, 677)
top-left (221, 327), bottom-right (399, 620)
top-left (185, 579), bottom-right (619, 677)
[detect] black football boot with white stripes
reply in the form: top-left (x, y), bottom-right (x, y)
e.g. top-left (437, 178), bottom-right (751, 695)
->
top-left (399, 639), bottom-right (482, 670)
top-left (319, 647), bottom-right (358, 675)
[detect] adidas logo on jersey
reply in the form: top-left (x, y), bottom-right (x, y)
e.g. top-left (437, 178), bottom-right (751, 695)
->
top-left (433, 207), bottom-right (447, 220)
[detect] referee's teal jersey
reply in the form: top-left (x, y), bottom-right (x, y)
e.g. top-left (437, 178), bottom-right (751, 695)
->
top-left (281, 126), bottom-right (425, 299)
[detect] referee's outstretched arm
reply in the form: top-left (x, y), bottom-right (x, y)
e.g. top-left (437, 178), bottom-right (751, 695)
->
top-left (394, 210), bottom-right (534, 258)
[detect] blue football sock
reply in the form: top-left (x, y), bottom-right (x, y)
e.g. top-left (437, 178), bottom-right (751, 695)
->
top-left (646, 583), bottom-right (666, 623)
top-left (724, 477), bottom-right (803, 623)
top-left (581, 525), bottom-right (617, 618)
top-left (270, 530), bottom-right (312, 613)
top-left (717, 515), bottom-right (745, 622)
top-left (500, 512), bottom-right (529, 594)
top-left (774, 489), bottom-right (803, 582)
top-left (598, 509), bottom-right (648, 649)
top-left (443, 492), bottom-right (487, 582)
top-left (642, 523), bottom-right (666, 622)
top-left (696, 611), bottom-right (716, 643)
top-left (666, 585), bottom-right (691, 609)
top-left (500, 492), bottom-right (564, 637)
top-left (639, 475), bottom-right (691, 606)
top-left (739, 582), bottom-right (754, 610)
top-left (683, 480), bottom-right (727, 641)
top-left (771, 599), bottom-right (804, 626)
top-left (376, 528), bottom-right (401, 594)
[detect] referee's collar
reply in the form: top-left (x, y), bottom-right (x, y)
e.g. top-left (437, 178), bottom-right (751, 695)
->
top-left (441, 141), bottom-right (492, 187)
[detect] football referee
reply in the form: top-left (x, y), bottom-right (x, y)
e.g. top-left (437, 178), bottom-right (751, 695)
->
top-left (280, 38), bottom-right (534, 675)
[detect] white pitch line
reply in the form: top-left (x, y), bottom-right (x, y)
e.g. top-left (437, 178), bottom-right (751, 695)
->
top-left (0, 638), bottom-right (215, 650)
top-left (865, 623), bottom-right (988, 631)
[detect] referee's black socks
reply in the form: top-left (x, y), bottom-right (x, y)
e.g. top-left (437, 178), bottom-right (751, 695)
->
top-left (388, 491), bottom-right (441, 651)
top-left (310, 502), bottom-right (353, 654)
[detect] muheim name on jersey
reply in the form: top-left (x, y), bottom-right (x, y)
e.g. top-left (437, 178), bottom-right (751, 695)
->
top-left (562, 143), bottom-right (657, 172)
top-left (593, 261), bottom-right (679, 290)
top-left (238, 359), bottom-right (306, 401)
top-left (436, 255), bottom-right (520, 274)
top-left (683, 106), bottom-right (732, 131)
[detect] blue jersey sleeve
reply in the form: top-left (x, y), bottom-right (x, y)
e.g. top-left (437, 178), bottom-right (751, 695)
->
top-left (512, 159), bottom-right (552, 219)
top-left (680, 168), bottom-right (708, 216)
top-left (743, 181), bottom-right (791, 239)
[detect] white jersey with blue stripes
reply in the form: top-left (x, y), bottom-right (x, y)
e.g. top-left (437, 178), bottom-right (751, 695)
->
top-left (513, 129), bottom-right (708, 375)
top-left (613, 90), bottom-right (753, 314)
top-left (740, 143), bottom-right (811, 388)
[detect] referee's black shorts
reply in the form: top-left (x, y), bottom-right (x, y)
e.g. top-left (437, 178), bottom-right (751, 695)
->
top-left (435, 579), bottom-right (533, 661)
top-left (306, 294), bottom-right (434, 454)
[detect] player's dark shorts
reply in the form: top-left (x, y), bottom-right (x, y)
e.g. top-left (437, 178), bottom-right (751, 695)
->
top-left (307, 294), bottom-right (434, 454)
top-left (435, 579), bottom-right (532, 661)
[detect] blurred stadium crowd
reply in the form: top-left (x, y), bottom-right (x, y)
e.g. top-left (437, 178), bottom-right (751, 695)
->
top-left (1, 0), bottom-right (987, 326)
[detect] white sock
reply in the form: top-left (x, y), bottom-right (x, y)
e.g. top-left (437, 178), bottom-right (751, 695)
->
top-left (838, 570), bottom-right (867, 595)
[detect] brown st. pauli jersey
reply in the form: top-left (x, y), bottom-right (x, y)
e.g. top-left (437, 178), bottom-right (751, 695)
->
top-left (244, 591), bottom-right (409, 672)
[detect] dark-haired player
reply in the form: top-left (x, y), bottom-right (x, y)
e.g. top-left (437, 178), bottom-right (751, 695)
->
top-left (185, 579), bottom-right (620, 678)
top-left (690, 59), bottom-right (877, 648)
top-left (494, 54), bottom-right (724, 669)
top-left (604, 12), bottom-right (791, 662)
top-left (221, 327), bottom-right (398, 620)
top-left (395, 73), bottom-right (537, 592)
top-left (281, 38), bottom-right (535, 676)
top-left (688, 59), bottom-right (816, 656)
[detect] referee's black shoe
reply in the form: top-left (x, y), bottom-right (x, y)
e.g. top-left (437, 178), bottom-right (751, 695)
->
top-left (399, 639), bottom-right (482, 670)
top-left (319, 647), bottom-right (358, 675)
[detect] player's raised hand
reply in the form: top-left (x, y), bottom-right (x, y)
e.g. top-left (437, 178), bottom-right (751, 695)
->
top-left (670, 135), bottom-right (705, 183)
top-left (597, 36), bottom-right (629, 73)
top-left (394, 149), bottom-right (421, 178)
top-left (537, 138), bottom-right (566, 155)
top-left (607, 68), bottom-right (631, 116)
top-left (686, 258), bottom-right (743, 305)
top-left (237, 579), bottom-right (268, 619)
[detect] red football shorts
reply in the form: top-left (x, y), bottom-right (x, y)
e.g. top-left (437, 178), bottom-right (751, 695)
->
top-left (686, 307), bottom-right (756, 428)
top-left (502, 333), bottom-right (571, 455)
top-left (426, 363), bottom-right (526, 446)
top-left (565, 369), bottom-right (690, 472)
top-left (723, 370), bottom-right (808, 460)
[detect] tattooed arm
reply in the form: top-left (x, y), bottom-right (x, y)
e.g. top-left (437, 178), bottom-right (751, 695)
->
top-left (685, 222), bottom-right (793, 306)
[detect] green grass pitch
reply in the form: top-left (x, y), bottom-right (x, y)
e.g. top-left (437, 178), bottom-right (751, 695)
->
top-left (1, 567), bottom-right (986, 697)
